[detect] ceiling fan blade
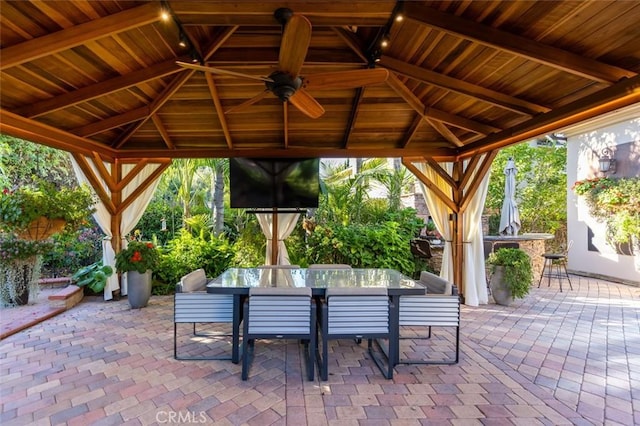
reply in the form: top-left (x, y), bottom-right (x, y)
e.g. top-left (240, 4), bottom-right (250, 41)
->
top-left (176, 61), bottom-right (273, 82)
top-left (225, 90), bottom-right (270, 115)
top-left (289, 88), bottom-right (325, 119)
top-left (303, 68), bottom-right (390, 90)
top-left (278, 14), bottom-right (312, 77)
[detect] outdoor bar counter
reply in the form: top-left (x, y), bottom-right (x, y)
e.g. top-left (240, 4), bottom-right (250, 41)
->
top-left (484, 233), bottom-right (554, 283)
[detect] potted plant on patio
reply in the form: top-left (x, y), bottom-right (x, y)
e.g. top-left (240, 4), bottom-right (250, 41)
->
top-left (115, 241), bottom-right (160, 308)
top-left (0, 181), bottom-right (95, 306)
top-left (0, 235), bottom-right (54, 306)
top-left (487, 247), bottom-right (533, 306)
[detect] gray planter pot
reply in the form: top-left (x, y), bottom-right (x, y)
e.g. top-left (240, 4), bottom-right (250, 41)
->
top-left (127, 270), bottom-right (152, 308)
top-left (489, 266), bottom-right (513, 306)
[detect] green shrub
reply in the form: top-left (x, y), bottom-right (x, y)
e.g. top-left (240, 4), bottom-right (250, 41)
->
top-left (154, 229), bottom-right (235, 291)
top-left (487, 248), bottom-right (533, 299)
top-left (306, 221), bottom-right (415, 276)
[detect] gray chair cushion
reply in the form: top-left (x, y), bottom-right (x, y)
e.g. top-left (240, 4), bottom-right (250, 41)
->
top-left (419, 271), bottom-right (453, 295)
top-left (325, 287), bottom-right (387, 297)
top-left (179, 269), bottom-right (207, 292)
top-left (249, 287), bottom-right (312, 297)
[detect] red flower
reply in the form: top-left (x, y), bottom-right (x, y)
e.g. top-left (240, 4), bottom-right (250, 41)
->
top-left (131, 251), bottom-right (143, 262)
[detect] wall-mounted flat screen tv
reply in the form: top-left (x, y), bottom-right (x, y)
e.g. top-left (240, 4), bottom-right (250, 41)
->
top-left (229, 157), bottom-right (320, 209)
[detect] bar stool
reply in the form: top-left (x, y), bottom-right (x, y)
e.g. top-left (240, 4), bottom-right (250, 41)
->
top-left (538, 240), bottom-right (573, 291)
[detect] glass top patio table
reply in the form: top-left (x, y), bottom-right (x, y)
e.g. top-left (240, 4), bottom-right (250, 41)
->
top-left (206, 267), bottom-right (426, 369)
top-left (206, 267), bottom-right (425, 296)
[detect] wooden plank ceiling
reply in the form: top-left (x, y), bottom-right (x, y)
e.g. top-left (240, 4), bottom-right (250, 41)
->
top-left (1, 0), bottom-right (639, 162)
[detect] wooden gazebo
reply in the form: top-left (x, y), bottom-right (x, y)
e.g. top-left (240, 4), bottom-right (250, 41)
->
top-left (1, 1), bottom-right (639, 299)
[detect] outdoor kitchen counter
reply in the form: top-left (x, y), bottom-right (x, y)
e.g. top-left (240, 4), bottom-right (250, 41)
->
top-left (484, 233), bottom-right (554, 284)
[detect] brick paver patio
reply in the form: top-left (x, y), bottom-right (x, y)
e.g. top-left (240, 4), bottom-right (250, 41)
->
top-left (1, 275), bottom-right (638, 425)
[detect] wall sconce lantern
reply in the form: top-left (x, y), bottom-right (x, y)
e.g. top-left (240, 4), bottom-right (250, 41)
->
top-left (598, 147), bottom-right (616, 173)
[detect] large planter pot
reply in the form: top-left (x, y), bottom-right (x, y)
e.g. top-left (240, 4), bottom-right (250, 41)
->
top-left (489, 266), bottom-right (513, 306)
top-left (127, 270), bottom-right (152, 308)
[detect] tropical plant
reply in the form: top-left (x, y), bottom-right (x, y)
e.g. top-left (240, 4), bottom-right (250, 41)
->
top-left (154, 229), bottom-right (235, 288)
top-left (71, 261), bottom-right (114, 293)
top-left (487, 248), bottom-right (533, 300)
top-left (572, 176), bottom-right (640, 245)
top-left (115, 241), bottom-right (160, 273)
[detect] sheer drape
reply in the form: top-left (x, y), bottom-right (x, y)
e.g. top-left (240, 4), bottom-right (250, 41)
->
top-left (71, 156), bottom-right (118, 300)
top-left (71, 156), bottom-right (161, 299)
top-left (416, 162), bottom-right (454, 282)
top-left (256, 213), bottom-right (300, 265)
top-left (118, 164), bottom-right (161, 295)
top-left (415, 158), bottom-right (490, 306)
top-left (461, 158), bottom-right (490, 306)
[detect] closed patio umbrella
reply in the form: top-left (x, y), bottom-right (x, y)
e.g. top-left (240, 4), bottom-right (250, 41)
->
top-left (499, 158), bottom-right (521, 236)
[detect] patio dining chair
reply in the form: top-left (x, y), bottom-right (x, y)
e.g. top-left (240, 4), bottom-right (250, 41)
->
top-left (317, 287), bottom-right (393, 380)
top-left (174, 269), bottom-right (235, 360)
top-left (242, 287), bottom-right (316, 380)
top-left (398, 272), bottom-right (460, 365)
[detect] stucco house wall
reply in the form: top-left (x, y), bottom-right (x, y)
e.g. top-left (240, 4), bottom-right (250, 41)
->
top-left (564, 104), bottom-right (640, 285)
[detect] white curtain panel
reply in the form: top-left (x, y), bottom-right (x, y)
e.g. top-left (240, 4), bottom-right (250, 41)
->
top-left (71, 156), bottom-right (161, 298)
top-left (256, 212), bottom-right (300, 265)
top-left (415, 158), bottom-right (490, 306)
top-left (118, 163), bottom-right (162, 295)
top-left (461, 155), bottom-right (491, 306)
top-left (71, 155), bottom-right (119, 300)
top-left (415, 162), bottom-right (454, 283)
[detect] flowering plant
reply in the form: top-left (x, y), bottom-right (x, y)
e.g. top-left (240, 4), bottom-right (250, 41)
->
top-left (0, 234), bottom-right (53, 262)
top-left (572, 177), bottom-right (640, 244)
top-left (0, 180), bottom-right (95, 236)
top-left (115, 241), bottom-right (160, 273)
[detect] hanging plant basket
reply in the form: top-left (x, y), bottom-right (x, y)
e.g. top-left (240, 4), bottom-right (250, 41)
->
top-left (17, 217), bottom-right (66, 241)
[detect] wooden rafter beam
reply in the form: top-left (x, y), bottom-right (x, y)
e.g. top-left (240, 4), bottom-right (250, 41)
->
top-left (72, 107), bottom-right (149, 137)
top-left (15, 59), bottom-right (186, 118)
top-left (113, 146), bottom-right (456, 160)
top-left (331, 27), bottom-right (370, 64)
top-left (113, 26), bottom-right (239, 149)
top-left (426, 158), bottom-right (457, 190)
top-left (379, 56), bottom-right (549, 116)
top-left (425, 119), bottom-right (463, 147)
top-left (205, 73), bottom-right (233, 150)
top-left (151, 114), bottom-right (176, 150)
top-left (459, 152), bottom-right (497, 213)
top-left (172, 1), bottom-right (392, 26)
top-left (460, 74), bottom-right (640, 158)
top-left (72, 153), bottom-right (117, 215)
top-left (116, 161), bottom-right (171, 215)
top-left (0, 109), bottom-right (116, 160)
top-left (403, 2), bottom-right (635, 84)
top-left (0, 3), bottom-right (162, 70)
top-left (400, 115), bottom-right (423, 148)
top-left (343, 87), bottom-right (365, 148)
top-left (386, 73), bottom-right (500, 140)
top-left (401, 159), bottom-right (458, 213)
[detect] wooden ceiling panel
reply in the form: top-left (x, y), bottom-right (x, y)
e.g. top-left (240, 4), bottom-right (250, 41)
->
top-left (1, 1), bottom-right (638, 160)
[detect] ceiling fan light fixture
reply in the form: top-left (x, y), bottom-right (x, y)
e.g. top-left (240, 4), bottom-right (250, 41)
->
top-left (380, 34), bottom-right (390, 48)
top-left (178, 31), bottom-right (188, 48)
top-left (266, 72), bottom-right (302, 101)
